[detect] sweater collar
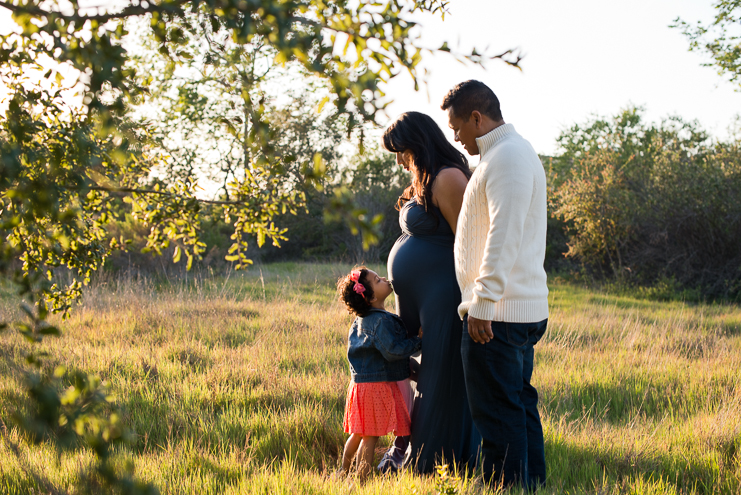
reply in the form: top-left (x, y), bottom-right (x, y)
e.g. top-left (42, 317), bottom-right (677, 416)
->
top-left (475, 123), bottom-right (515, 157)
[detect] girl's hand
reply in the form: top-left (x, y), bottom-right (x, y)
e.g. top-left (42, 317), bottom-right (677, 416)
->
top-left (418, 326), bottom-right (423, 338)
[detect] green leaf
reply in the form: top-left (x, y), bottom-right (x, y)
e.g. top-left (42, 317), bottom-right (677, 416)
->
top-left (39, 325), bottom-right (60, 336)
top-left (274, 51), bottom-right (288, 66)
top-left (20, 303), bottom-right (34, 320)
top-left (38, 301), bottom-right (48, 320)
top-left (17, 324), bottom-right (37, 343)
top-left (316, 96), bottom-right (330, 113)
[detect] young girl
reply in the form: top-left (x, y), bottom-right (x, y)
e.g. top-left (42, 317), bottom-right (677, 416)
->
top-left (336, 266), bottom-right (422, 480)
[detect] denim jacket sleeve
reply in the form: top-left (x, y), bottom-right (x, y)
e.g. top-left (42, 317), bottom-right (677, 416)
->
top-left (371, 315), bottom-right (422, 362)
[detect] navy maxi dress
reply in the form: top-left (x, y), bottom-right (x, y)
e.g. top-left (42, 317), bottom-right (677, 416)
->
top-left (387, 196), bottom-right (481, 473)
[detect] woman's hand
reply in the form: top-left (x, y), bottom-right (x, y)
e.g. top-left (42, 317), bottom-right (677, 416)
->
top-left (418, 326), bottom-right (424, 338)
top-left (431, 168), bottom-right (469, 234)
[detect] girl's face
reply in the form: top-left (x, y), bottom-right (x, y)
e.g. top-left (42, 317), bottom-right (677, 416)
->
top-left (365, 269), bottom-right (393, 305)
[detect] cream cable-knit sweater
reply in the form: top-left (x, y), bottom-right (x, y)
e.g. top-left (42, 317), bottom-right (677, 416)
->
top-left (454, 123), bottom-right (549, 323)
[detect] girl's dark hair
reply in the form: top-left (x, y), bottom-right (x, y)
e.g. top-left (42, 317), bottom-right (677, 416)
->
top-left (382, 111), bottom-right (471, 215)
top-left (337, 267), bottom-right (375, 317)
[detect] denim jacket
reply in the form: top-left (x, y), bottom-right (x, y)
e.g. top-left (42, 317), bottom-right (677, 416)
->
top-left (347, 308), bottom-right (422, 383)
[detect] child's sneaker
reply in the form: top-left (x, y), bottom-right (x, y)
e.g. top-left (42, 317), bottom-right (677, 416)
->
top-left (377, 454), bottom-right (400, 474)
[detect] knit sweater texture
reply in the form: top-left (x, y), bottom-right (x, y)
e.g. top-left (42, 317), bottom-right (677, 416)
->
top-left (454, 123), bottom-right (549, 323)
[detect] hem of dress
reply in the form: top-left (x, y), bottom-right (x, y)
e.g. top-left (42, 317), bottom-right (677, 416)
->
top-left (343, 426), bottom-right (411, 437)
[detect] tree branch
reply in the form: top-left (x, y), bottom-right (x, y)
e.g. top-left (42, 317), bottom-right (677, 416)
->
top-left (85, 185), bottom-right (243, 205)
top-left (287, 14), bottom-right (523, 69)
top-left (0, 0), bottom-right (191, 23)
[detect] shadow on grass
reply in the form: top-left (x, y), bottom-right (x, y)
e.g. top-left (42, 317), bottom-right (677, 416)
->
top-left (123, 384), bottom-right (346, 470)
top-left (541, 371), bottom-right (737, 425)
top-left (546, 434), bottom-right (739, 494)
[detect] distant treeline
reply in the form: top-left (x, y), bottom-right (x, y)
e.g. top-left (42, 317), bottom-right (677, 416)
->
top-left (106, 108), bottom-right (741, 301)
top-left (547, 108), bottom-right (741, 300)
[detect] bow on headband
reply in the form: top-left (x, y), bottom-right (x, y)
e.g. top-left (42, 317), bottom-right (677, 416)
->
top-left (349, 270), bottom-right (366, 296)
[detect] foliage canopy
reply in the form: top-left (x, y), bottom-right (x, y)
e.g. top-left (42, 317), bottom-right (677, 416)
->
top-left (0, 0), bottom-right (521, 490)
top-left (673, 0), bottom-right (741, 90)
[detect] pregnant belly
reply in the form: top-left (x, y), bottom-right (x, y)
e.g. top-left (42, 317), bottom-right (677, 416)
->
top-left (388, 234), bottom-right (457, 304)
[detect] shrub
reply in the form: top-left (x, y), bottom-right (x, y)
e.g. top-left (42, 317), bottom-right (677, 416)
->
top-left (550, 108), bottom-right (741, 299)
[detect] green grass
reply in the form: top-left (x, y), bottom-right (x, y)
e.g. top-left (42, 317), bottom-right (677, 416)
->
top-left (1, 262), bottom-right (740, 494)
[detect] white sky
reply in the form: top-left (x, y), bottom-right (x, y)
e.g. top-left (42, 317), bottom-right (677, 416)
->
top-left (1, 0), bottom-right (738, 158)
top-left (380, 0), bottom-right (740, 156)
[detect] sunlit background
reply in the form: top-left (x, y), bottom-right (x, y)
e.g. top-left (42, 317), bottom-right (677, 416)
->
top-left (379, 0), bottom-right (739, 157)
top-left (2, 0), bottom-right (737, 157)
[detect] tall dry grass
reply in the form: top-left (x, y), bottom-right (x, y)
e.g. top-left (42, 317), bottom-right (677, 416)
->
top-left (1, 263), bottom-right (740, 494)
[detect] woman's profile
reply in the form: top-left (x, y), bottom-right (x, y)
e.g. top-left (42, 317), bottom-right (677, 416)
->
top-left (380, 111), bottom-right (481, 473)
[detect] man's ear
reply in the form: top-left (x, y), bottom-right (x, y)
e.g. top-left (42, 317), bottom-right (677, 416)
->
top-left (471, 110), bottom-right (483, 129)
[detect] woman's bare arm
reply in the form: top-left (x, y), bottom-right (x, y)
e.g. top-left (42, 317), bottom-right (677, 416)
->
top-left (432, 168), bottom-right (469, 234)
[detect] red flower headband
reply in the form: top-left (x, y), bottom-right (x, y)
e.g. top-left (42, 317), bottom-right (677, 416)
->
top-left (349, 270), bottom-right (366, 296)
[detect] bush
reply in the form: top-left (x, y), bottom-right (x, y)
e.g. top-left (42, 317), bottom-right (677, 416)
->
top-left (550, 108), bottom-right (741, 299)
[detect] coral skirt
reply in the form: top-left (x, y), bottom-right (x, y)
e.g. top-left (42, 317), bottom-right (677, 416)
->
top-left (343, 381), bottom-right (411, 437)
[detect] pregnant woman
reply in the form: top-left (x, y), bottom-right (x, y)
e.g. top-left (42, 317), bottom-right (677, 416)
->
top-left (381, 111), bottom-right (481, 473)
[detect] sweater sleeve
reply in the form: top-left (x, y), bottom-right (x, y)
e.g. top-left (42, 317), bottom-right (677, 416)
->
top-left (467, 151), bottom-right (534, 321)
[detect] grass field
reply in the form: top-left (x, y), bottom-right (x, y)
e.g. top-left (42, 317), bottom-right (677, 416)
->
top-left (1, 262), bottom-right (740, 494)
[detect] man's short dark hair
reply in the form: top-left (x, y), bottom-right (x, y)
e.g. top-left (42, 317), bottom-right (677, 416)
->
top-left (441, 80), bottom-right (502, 122)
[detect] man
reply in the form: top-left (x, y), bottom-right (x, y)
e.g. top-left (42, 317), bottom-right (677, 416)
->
top-left (442, 80), bottom-right (549, 490)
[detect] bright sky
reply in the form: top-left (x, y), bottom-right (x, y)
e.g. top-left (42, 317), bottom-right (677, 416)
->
top-left (380, 0), bottom-right (740, 156)
top-left (1, 0), bottom-right (738, 158)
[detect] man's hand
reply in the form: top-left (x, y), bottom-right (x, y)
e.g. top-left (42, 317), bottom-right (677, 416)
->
top-left (467, 315), bottom-right (493, 344)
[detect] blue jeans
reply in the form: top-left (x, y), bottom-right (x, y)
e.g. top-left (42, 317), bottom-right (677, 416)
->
top-left (461, 318), bottom-right (547, 490)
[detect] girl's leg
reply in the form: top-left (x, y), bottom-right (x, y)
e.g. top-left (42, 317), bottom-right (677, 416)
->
top-left (341, 433), bottom-right (362, 473)
top-left (357, 436), bottom-right (379, 480)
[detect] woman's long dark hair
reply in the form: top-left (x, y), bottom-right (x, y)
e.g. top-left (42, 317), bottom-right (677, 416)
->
top-left (382, 112), bottom-right (471, 215)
